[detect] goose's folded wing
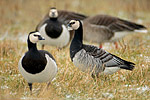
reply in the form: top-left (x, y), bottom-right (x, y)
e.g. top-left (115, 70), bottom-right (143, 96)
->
top-left (84, 15), bottom-right (116, 26)
top-left (82, 44), bottom-right (113, 64)
top-left (84, 14), bottom-right (147, 32)
top-left (36, 10), bottom-right (88, 31)
top-left (108, 19), bottom-right (147, 32)
top-left (82, 44), bottom-right (135, 70)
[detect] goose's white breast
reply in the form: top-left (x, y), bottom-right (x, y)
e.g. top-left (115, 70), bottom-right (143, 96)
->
top-left (39, 24), bottom-right (70, 48)
top-left (18, 54), bottom-right (57, 83)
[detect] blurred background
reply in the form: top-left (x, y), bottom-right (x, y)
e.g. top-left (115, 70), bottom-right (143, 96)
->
top-left (0, 0), bottom-right (150, 36)
top-left (0, 0), bottom-right (150, 99)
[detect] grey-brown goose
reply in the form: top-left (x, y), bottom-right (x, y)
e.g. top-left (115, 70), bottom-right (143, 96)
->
top-left (83, 14), bottom-right (147, 48)
top-left (36, 7), bottom-right (88, 49)
top-left (68, 20), bottom-right (135, 77)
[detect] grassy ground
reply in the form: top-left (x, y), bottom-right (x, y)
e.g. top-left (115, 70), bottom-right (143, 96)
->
top-left (0, 0), bottom-right (150, 99)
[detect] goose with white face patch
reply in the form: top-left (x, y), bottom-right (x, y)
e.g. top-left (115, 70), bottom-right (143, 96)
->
top-left (36, 7), bottom-right (88, 49)
top-left (37, 7), bottom-right (70, 49)
top-left (18, 31), bottom-right (57, 92)
top-left (68, 20), bottom-right (135, 77)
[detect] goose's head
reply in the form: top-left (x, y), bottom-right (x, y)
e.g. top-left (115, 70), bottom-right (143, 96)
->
top-left (67, 20), bottom-right (80, 31)
top-left (49, 7), bottom-right (58, 18)
top-left (29, 31), bottom-right (45, 44)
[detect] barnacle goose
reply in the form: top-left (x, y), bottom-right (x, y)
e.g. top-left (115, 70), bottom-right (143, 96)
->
top-left (83, 14), bottom-right (147, 48)
top-left (36, 7), bottom-right (88, 49)
top-left (37, 7), bottom-right (70, 49)
top-left (68, 20), bottom-right (135, 77)
top-left (18, 31), bottom-right (57, 92)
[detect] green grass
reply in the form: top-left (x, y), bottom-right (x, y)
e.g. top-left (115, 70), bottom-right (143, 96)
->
top-left (0, 0), bottom-right (150, 99)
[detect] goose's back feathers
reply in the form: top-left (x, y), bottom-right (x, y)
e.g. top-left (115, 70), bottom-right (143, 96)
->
top-left (82, 44), bottom-right (135, 70)
top-left (84, 15), bottom-right (117, 26)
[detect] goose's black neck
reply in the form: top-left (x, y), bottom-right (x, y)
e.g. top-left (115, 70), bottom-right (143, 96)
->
top-left (72, 21), bottom-right (83, 44)
top-left (50, 17), bottom-right (57, 21)
top-left (70, 20), bottom-right (83, 61)
top-left (46, 17), bottom-right (62, 38)
top-left (27, 37), bottom-right (38, 51)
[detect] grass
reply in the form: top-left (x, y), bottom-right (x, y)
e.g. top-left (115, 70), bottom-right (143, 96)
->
top-left (0, 0), bottom-right (150, 99)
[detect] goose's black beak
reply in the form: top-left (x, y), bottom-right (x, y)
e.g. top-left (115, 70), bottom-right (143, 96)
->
top-left (68, 23), bottom-right (71, 27)
top-left (52, 12), bottom-right (55, 17)
top-left (38, 35), bottom-right (45, 40)
top-left (67, 23), bottom-right (73, 31)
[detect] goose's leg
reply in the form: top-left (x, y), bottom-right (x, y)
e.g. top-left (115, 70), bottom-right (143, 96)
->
top-left (99, 43), bottom-right (103, 48)
top-left (57, 47), bottom-right (62, 51)
top-left (42, 44), bottom-right (45, 50)
top-left (28, 83), bottom-right (32, 95)
top-left (91, 73), bottom-right (96, 78)
top-left (47, 82), bottom-right (51, 90)
top-left (114, 42), bottom-right (118, 49)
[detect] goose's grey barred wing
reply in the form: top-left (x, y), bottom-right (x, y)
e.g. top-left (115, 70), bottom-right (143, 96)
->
top-left (82, 44), bottom-right (135, 70)
top-left (36, 10), bottom-right (88, 31)
top-left (84, 14), bottom-right (147, 32)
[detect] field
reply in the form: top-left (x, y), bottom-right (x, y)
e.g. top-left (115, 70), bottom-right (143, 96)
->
top-left (0, 0), bottom-right (150, 99)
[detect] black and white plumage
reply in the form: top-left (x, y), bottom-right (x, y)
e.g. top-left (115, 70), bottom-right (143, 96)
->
top-left (37, 7), bottom-right (69, 48)
top-left (18, 31), bottom-right (57, 92)
top-left (68, 20), bottom-right (135, 76)
top-left (36, 7), bottom-right (88, 49)
top-left (36, 9), bottom-right (88, 31)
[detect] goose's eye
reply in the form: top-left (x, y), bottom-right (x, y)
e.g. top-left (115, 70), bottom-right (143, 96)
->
top-left (71, 22), bottom-right (75, 24)
top-left (69, 22), bottom-right (75, 26)
top-left (34, 34), bottom-right (39, 37)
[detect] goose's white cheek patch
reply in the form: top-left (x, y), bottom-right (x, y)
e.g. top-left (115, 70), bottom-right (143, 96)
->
top-left (29, 34), bottom-right (39, 43)
top-left (72, 21), bottom-right (80, 30)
